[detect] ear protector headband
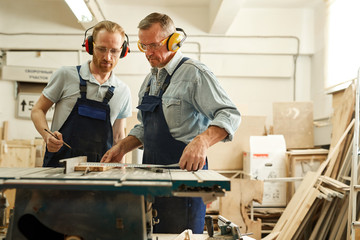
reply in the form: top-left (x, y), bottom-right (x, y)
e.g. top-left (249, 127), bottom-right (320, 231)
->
top-left (167, 28), bottom-right (187, 52)
top-left (82, 26), bottom-right (130, 58)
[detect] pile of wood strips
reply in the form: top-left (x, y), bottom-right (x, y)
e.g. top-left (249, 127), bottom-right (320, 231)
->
top-left (263, 83), bottom-right (356, 240)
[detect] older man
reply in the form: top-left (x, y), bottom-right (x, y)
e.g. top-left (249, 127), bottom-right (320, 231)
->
top-left (101, 13), bottom-right (241, 234)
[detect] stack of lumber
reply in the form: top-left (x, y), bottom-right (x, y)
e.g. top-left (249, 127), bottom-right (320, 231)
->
top-left (251, 208), bottom-right (284, 235)
top-left (263, 83), bottom-right (355, 240)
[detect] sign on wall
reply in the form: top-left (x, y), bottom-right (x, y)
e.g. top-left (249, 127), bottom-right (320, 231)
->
top-left (2, 66), bottom-right (56, 83)
top-left (17, 93), bottom-right (54, 120)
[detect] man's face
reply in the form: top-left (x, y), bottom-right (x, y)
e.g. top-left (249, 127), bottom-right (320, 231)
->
top-left (138, 23), bottom-right (174, 68)
top-left (92, 29), bottom-right (123, 73)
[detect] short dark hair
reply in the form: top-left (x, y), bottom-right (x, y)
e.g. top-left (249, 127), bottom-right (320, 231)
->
top-left (138, 12), bottom-right (175, 36)
top-left (93, 20), bottom-right (125, 42)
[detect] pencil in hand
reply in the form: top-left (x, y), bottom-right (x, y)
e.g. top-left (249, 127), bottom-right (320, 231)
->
top-left (44, 129), bottom-right (72, 149)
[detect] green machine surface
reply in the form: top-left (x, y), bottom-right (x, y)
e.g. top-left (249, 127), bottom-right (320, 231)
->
top-left (0, 167), bottom-right (230, 240)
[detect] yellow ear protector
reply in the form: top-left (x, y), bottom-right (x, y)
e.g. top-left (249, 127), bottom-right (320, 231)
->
top-left (137, 27), bottom-right (187, 53)
top-left (167, 28), bottom-right (187, 52)
top-left (82, 26), bottom-right (130, 58)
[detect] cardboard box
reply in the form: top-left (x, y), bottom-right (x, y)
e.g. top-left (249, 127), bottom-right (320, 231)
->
top-left (243, 135), bottom-right (287, 207)
top-left (207, 115), bottom-right (266, 170)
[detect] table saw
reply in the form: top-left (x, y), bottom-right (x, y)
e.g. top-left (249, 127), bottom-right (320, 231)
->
top-left (0, 163), bottom-right (230, 240)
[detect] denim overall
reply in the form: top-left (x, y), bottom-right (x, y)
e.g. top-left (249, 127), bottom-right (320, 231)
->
top-left (43, 66), bottom-right (114, 167)
top-left (137, 58), bottom-right (208, 233)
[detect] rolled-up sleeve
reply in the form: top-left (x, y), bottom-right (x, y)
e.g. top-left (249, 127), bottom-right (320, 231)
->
top-left (193, 69), bottom-right (241, 142)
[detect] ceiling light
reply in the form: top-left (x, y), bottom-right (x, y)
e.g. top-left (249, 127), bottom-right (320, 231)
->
top-left (64, 0), bottom-right (93, 23)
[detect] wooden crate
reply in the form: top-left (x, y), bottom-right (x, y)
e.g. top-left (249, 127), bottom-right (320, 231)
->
top-left (0, 139), bottom-right (44, 167)
top-left (0, 138), bottom-right (45, 227)
top-left (286, 149), bottom-right (328, 203)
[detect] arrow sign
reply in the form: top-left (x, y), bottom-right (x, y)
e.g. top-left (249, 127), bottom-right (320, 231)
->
top-left (21, 100), bottom-right (27, 111)
top-left (17, 93), bottom-right (54, 120)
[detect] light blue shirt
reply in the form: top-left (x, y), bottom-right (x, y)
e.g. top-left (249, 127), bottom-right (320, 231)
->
top-left (129, 51), bottom-right (241, 144)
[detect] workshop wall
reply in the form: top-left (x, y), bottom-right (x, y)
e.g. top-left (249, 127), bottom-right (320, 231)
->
top-left (0, 1), bottom-right (329, 142)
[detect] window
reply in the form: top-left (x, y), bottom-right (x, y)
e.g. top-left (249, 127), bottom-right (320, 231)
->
top-left (325, 0), bottom-right (360, 91)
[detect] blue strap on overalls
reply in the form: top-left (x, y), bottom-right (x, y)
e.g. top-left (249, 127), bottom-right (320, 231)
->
top-left (138, 57), bottom-right (189, 113)
top-left (76, 65), bottom-right (115, 104)
top-left (144, 57), bottom-right (189, 97)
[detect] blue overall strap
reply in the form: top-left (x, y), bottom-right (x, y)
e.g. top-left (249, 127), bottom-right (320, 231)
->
top-left (143, 57), bottom-right (189, 97)
top-left (159, 57), bottom-right (189, 97)
top-left (103, 86), bottom-right (115, 104)
top-left (76, 65), bottom-right (115, 103)
top-left (76, 65), bottom-right (87, 99)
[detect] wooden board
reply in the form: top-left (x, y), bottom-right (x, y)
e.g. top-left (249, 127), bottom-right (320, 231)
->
top-left (74, 165), bottom-right (114, 172)
top-left (276, 187), bottom-right (319, 239)
top-left (220, 178), bottom-right (263, 240)
top-left (325, 84), bottom-right (355, 178)
top-left (2, 121), bottom-right (8, 141)
top-left (273, 102), bottom-right (314, 149)
top-left (207, 115), bottom-right (266, 170)
top-left (263, 171), bottom-right (318, 240)
top-left (0, 139), bottom-right (41, 167)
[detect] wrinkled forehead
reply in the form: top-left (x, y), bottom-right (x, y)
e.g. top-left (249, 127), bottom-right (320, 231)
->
top-left (138, 23), bottom-right (168, 44)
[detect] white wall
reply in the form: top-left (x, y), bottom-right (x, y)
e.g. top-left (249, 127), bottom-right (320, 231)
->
top-left (311, 3), bottom-right (332, 120)
top-left (0, 1), bottom-right (328, 141)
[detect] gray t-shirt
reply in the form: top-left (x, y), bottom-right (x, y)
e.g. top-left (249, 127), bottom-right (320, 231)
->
top-left (43, 61), bottom-right (132, 131)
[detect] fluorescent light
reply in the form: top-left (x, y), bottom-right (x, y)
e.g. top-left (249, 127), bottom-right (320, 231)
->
top-left (65, 0), bottom-right (93, 23)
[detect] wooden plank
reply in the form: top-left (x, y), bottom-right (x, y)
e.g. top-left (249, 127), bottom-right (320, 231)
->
top-left (277, 187), bottom-right (319, 239)
top-left (318, 175), bottom-right (350, 190)
top-left (273, 102), bottom-right (314, 149)
top-left (329, 197), bottom-right (348, 240)
top-left (308, 200), bottom-right (332, 240)
top-left (219, 179), bottom-right (263, 240)
top-left (207, 115), bottom-right (266, 170)
top-left (325, 84), bottom-right (355, 177)
top-left (336, 137), bottom-right (353, 182)
top-left (292, 197), bottom-right (321, 240)
top-left (329, 86), bottom-right (354, 151)
top-left (74, 165), bottom-right (114, 172)
top-left (330, 128), bottom-right (353, 179)
top-left (270, 171), bottom-right (318, 234)
top-left (315, 200), bottom-right (339, 240)
top-left (317, 118), bottom-right (354, 176)
top-left (2, 121), bottom-right (8, 141)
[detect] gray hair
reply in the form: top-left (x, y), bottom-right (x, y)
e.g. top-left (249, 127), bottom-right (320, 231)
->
top-left (138, 12), bottom-right (175, 36)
